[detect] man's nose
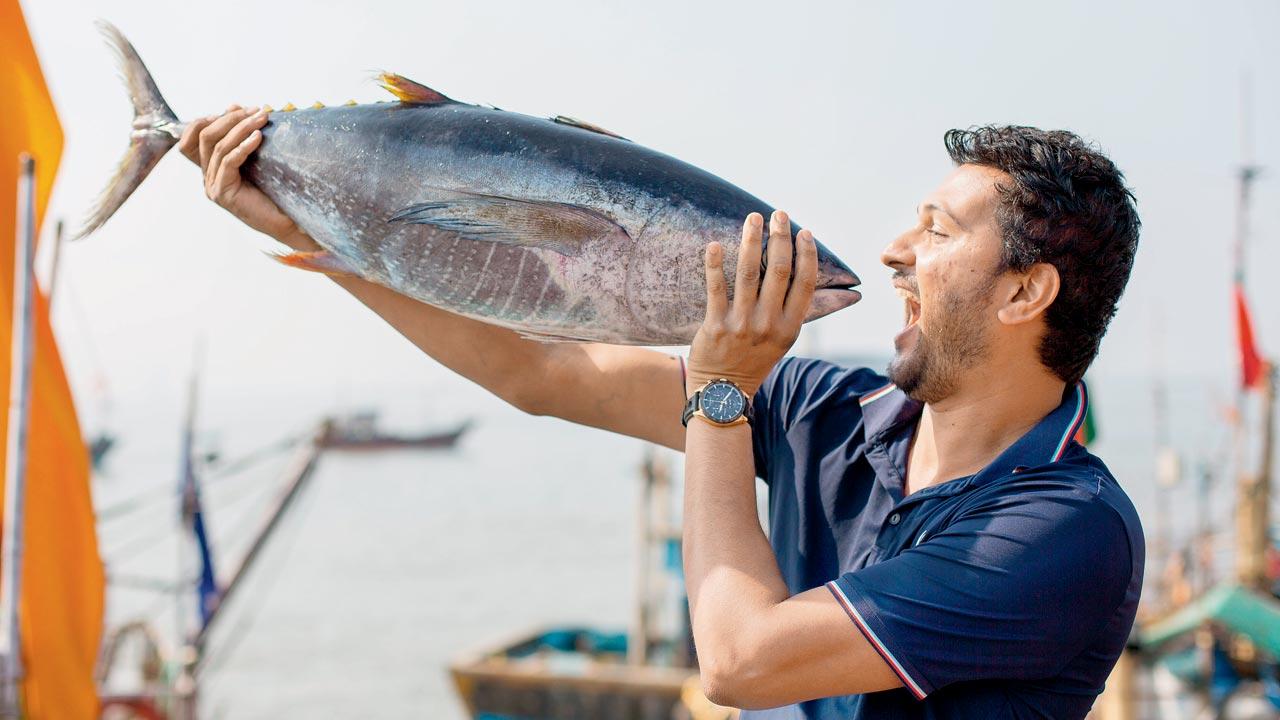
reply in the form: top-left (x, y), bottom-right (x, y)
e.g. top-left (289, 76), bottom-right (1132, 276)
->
top-left (880, 229), bottom-right (915, 272)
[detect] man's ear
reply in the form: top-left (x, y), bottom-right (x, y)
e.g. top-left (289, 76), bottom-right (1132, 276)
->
top-left (997, 263), bottom-right (1059, 326)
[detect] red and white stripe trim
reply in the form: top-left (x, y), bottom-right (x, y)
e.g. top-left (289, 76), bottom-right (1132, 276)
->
top-left (858, 382), bottom-right (897, 407)
top-left (826, 581), bottom-right (928, 700)
top-left (1051, 381), bottom-right (1088, 462)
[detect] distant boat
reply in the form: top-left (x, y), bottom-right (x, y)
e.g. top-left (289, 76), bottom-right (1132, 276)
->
top-left (87, 431), bottom-right (116, 470)
top-left (318, 412), bottom-right (471, 451)
top-left (450, 627), bottom-right (710, 720)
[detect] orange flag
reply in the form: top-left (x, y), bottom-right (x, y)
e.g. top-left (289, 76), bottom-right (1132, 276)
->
top-left (1, 2), bottom-right (105, 718)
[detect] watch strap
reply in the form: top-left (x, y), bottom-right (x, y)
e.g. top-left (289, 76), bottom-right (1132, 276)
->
top-left (681, 389), bottom-right (702, 427)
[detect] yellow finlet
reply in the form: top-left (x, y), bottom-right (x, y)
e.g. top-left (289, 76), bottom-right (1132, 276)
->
top-left (311, 101), bottom-right (325, 109)
top-left (344, 99), bottom-right (357, 106)
top-left (262, 104), bottom-right (274, 113)
top-left (281, 102), bottom-right (297, 112)
top-left (376, 71), bottom-right (452, 105)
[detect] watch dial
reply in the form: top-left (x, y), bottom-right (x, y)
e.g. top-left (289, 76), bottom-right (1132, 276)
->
top-left (700, 381), bottom-right (745, 423)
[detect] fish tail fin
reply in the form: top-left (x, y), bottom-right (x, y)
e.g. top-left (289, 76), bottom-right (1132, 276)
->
top-left (72, 21), bottom-right (182, 240)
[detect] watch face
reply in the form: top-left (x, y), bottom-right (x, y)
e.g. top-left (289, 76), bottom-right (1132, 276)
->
top-left (699, 381), bottom-right (745, 423)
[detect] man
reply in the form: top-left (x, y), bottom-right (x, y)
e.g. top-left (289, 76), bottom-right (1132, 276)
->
top-left (183, 113), bottom-right (1143, 718)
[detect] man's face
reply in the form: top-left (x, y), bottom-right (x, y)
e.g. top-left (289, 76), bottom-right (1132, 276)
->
top-left (881, 164), bottom-right (1008, 403)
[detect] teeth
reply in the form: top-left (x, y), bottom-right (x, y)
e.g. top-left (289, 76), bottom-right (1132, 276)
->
top-left (897, 287), bottom-right (921, 327)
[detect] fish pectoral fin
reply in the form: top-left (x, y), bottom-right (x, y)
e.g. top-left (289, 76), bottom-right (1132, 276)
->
top-left (387, 193), bottom-right (630, 257)
top-left (376, 72), bottom-right (455, 105)
top-left (267, 250), bottom-right (358, 276)
top-left (551, 115), bottom-right (629, 141)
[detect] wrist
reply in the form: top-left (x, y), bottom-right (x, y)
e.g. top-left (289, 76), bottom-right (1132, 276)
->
top-left (685, 372), bottom-right (759, 399)
top-left (686, 414), bottom-right (753, 436)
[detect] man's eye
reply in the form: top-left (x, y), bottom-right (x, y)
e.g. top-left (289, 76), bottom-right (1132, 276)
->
top-left (926, 227), bottom-right (948, 238)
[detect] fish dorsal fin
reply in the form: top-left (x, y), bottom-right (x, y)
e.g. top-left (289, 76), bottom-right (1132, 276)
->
top-left (388, 189), bottom-right (631, 257)
top-left (377, 72), bottom-right (454, 105)
top-left (551, 115), bottom-right (629, 141)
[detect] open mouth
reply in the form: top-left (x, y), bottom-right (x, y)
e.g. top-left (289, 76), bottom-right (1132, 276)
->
top-left (895, 286), bottom-right (921, 330)
top-left (816, 282), bottom-right (862, 299)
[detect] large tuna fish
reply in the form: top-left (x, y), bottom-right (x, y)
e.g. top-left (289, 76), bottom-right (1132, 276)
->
top-left (80, 23), bottom-right (861, 345)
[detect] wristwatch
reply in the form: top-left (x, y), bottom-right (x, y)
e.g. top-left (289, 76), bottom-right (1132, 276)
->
top-left (682, 378), bottom-right (754, 427)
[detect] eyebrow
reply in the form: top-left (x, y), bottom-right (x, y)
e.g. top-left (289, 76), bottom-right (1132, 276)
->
top-left (919, 202), bottom-right (968, 232)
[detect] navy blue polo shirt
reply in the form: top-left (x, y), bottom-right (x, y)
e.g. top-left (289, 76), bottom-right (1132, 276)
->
top-left (741, 357), bottom-right (1144, 720)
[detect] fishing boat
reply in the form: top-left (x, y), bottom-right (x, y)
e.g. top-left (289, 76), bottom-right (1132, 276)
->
top-left (96, 365), bottom-right (328, 720)
top-left (88, 431), bottom-right (116, 469)
top-left (450, 627), bottom-right (702, 720)
top-left (450, 449), bottom-right (732, 720)
top-left (318, 411), bottom-right (472, 451)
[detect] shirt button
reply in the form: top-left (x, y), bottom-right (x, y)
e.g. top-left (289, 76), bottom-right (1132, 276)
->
top-left (889, 512), bottom-right (901, 525)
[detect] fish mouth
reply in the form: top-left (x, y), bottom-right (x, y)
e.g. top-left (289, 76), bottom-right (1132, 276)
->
top-left (808, 267), bottom-right (862, 320)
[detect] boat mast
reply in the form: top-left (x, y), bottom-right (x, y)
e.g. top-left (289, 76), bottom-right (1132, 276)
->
top-left (1150, 313), bottom-right (1180, 608)
top-left (193, 428), bottom-right (323, 659)
top-left (1231, 74), bottom-right (1273, 591)
top-left (0, 156), bottom-right (38, 719)
top-left (45, 220), bottom-right (62, 312)
top-left (173, 357), bottom-right (203, 720)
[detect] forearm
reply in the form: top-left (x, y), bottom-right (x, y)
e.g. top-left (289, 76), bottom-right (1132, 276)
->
top-left (683, 421), bottom-right (901, 708)
top-left (683, 421), bottom-right (789, 679)
top-left (276, 230), bottom-right (687, 448)
top-left (274, 230), bottom-right (561, 411)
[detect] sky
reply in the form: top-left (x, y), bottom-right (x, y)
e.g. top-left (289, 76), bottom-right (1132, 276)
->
top-left (18, 0), bottom-right (1280, 437)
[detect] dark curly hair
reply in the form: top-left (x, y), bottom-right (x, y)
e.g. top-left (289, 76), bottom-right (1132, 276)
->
top-left (944, 126), bottom-right (1140, 384)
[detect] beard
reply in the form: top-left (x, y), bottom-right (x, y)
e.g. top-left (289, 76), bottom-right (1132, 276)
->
top-left (887, 277), bottom-right (995, 404)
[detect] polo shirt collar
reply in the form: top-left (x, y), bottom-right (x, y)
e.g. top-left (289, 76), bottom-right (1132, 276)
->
top-left (857, 381), bottom-right (920, 441)
top-left (858, 380), bottom-right (1091, 486)
top-left (971, 380), bottom-right (1090, 484)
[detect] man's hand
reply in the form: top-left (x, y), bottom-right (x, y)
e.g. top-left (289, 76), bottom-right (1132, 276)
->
top-left (686, 210), bottom-right (817, 398)
top-left (178, 105), bottom-right (313, 247)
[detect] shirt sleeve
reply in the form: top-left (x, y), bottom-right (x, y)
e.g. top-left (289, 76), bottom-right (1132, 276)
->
top-left (751, 357), bottom-right (882, 482)
top-left (825, 478), bottom-right (1135, 699)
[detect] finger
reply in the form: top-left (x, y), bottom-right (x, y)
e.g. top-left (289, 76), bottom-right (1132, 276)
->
top-left (199, 107), bottom-right (257, 179)
top-left (178, 116), bottom-right (215, 165)
top-left (783, 229), bottom-right (819, 326)
top-left (731, 213), bottom-right (764, 316)
top-left (703, 241), bottom-right (729, 322)
top-left (211, 130), bottom-right (263, 200)
top-left (199, 108), bottom-right (246, 169)
top-left (205, 110), bottom-right (266, 188)
top-left (756, 210), bottom-right (794, 314)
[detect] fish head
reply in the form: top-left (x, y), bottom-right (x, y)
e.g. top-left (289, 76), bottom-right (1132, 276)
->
top-left (623, 208), bottom-right (861, 343)
top-left (766, 222), bottom-right (860, 321)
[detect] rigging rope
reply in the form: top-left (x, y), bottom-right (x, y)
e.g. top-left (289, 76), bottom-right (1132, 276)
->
top-left (195, 478), bottom-right (317, 680)
top-left (96, 432), bottom-right (303, 525)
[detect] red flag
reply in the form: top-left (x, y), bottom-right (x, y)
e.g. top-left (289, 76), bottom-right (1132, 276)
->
top-left (1234, 283), bottom-right (1265, 390)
